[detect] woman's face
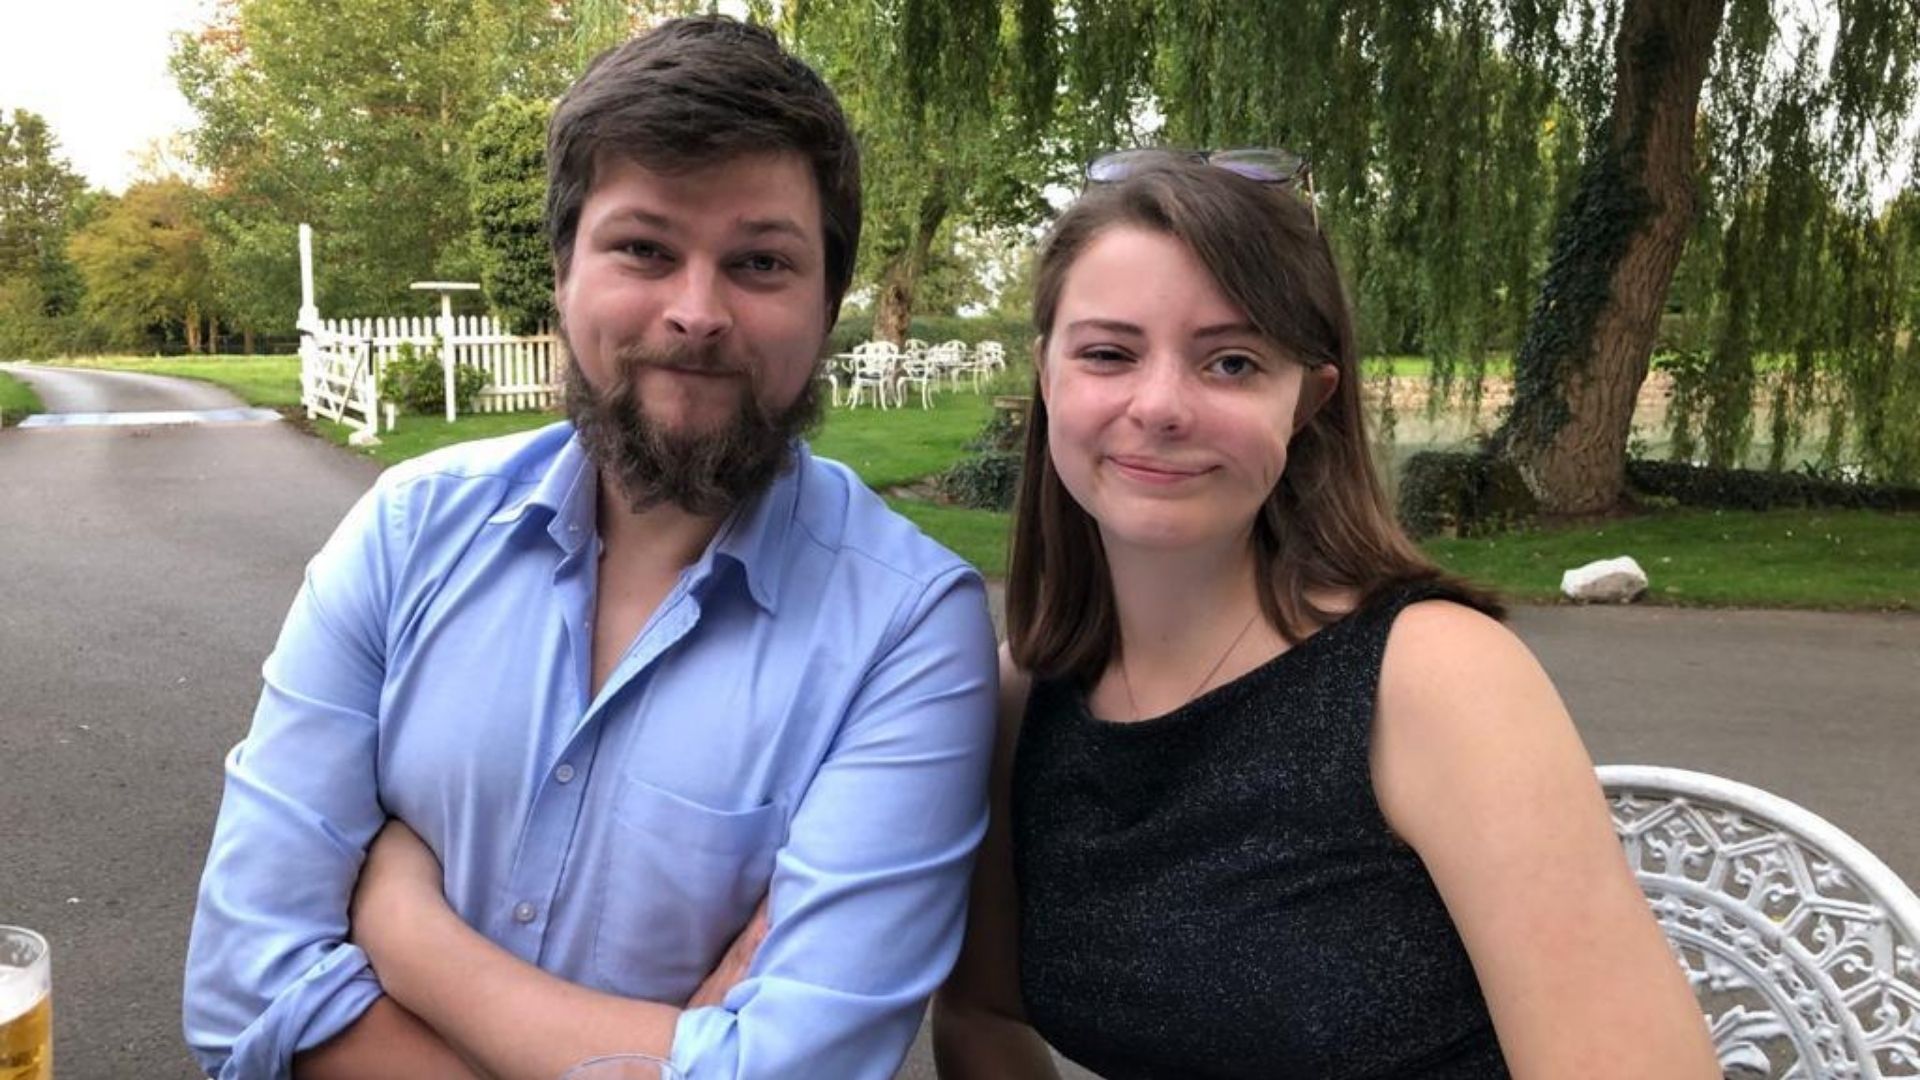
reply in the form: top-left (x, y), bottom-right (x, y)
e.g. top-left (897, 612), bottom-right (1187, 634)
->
top-left (1040, 225), bottom-right (1334, 555)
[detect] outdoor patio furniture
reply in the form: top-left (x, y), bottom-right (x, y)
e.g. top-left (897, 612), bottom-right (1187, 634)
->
top-left (896, 352), bottom-right (940, 410)
top-left (931, 340), bottom-right (973, 391)
top-left (1599, 765), bottom-right (1920, 1079)
top-left (842, 341), bottom-right (900, 409)
top-left (974, 340), bottom-right (1007, 388)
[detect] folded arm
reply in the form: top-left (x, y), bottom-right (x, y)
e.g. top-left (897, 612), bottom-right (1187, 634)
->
top-left (182, 487), bottom-right (471, 1079)
top-left (347, 571), bottom-right (1000, 1080)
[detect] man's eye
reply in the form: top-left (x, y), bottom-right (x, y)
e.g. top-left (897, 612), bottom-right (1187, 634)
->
top-left (739, 253), bottom-right (788, 274)
top-left (622, 241), bottom-right (668, 261)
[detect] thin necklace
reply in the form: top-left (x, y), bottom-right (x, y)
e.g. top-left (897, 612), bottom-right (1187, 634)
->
top-left (1118, 610), bottom-right (1262, 722)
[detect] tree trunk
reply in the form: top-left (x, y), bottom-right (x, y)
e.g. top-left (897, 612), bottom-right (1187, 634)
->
top-left (872, 179), bottom-right (949, 345)
top-left (243, 328), bottom-right (256, 355)
top-left (184, 304), bottom-right (202, 354)
top-left (206, 313), bottom-right (219, 355)
top-left (1497, 0), bottom-right (1726, 514)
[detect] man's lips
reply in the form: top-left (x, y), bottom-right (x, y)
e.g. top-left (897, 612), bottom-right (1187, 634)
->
top-left (1106, 454), bottom-right (1214, 484)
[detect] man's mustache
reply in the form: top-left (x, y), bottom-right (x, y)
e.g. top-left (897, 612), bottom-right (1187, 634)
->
top-left (613, 341), bottom-right (746, 378)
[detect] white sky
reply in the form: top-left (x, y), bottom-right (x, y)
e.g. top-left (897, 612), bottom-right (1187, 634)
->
top-left (0, 0), bottom-right (213, 193)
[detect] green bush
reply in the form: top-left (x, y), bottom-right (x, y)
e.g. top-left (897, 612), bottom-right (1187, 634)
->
top-left (1397, 450), bottom-right (1539, 538)
top-left (941, 450), bottom-right (1022, 510)
top-left (379, 340), bottom-right (492, 415)
top-left (1625, 459), bottom-right (1920, 512)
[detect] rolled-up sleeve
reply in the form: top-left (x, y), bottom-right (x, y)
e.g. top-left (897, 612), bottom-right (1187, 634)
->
top-left (183, 485), bottom-right (396, 1079)
top-left (671, 569), bottom-right (998, 1079)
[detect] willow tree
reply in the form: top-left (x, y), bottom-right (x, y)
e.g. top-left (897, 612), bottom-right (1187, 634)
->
top-left (784, 0), bottom-right (1060, 342)
top-left (1066, 0), bottom-right (1920, 510)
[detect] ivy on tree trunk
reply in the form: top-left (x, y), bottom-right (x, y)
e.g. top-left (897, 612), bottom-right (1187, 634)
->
top-left (1496, 0), bottom-right (1727, 513)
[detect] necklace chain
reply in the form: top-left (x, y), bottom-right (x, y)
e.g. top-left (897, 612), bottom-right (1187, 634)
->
top-left (1118, 610), bottom-right (1261, 722)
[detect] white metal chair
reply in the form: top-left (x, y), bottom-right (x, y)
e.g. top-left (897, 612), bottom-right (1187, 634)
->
top-left (895, 352), bottom-right (940, 410)
top-left (843, 341), bottom-right (899, 409)
top-left (931, 340), bottom-right (973, 392)
top-left (973, 340), bottom-right (1007, 391)
top-left (1599, 765), bottom-right (1920, 1079)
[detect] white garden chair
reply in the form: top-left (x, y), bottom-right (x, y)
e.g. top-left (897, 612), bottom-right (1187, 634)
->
top-left (973, 340), bottom-right (1008, 391)
top-left (1599, 765), bottom-right (1920, 1079)
top-left (931, 340), bottom-right (973, 391)
top-left (844, 341), bottom-right (899, 409)
top-left (895, 352), bottom-right (940, 410)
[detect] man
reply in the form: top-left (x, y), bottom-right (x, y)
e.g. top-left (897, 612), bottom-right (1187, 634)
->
top-left (182, 17), bottom-right (997, 1079)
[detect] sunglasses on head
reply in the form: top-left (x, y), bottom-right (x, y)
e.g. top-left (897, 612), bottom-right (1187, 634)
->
top-left (1085, 147), bottom-right (1318, 227)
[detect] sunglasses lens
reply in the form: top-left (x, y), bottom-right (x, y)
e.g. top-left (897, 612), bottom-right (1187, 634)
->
top-left (1087, 148), bottom-right (1192, 183)
top-left (1211, 149), bottom-right (1307, 184)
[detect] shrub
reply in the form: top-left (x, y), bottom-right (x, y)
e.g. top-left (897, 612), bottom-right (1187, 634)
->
top-left (379, 340), bottom-right (492, 415)
top-left (1625, 459), bottom-right (1920, 512)
top-left (1396, 451), bottom-right (1538, 538)
top-left (941, 450), bottom-right (1022, 510)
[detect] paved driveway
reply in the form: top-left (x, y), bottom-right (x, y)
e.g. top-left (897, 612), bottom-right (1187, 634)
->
top-left (2, 364), bottom-right (1913, 1080)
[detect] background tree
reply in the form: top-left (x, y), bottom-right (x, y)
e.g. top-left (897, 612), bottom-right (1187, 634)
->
top-left (1062, 0), bottom-right (1920, 505)
top-left (171, 0), bottom-right (576, 317)
top-left (785, 0), bottom-right (1061, 342)
top-left (469, 94), bottom-right (555, 332)
top-left (0, 109), bottom-right (90, 356)
top-left (67, 179), bottom-right (220, 352)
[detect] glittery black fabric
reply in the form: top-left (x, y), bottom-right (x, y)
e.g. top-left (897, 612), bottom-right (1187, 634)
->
top-left (1012, 585), bottom-right (1511, 1079)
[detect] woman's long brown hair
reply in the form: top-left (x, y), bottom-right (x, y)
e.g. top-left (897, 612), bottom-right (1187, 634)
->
top-left (1006, 158), bottom-right (1500, 687)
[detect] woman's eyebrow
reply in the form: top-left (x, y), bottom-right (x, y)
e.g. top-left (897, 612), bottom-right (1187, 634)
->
top-left (1064, 318), bottom-right (1144, 336)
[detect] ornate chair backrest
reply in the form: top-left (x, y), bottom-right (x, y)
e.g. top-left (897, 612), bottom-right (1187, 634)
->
top-left (850, 340), bottom-right (898, 376)
top-left (1598, 765), bottom-right (1920, 1079)
top-left (976, 340), bottom-right (1006, 367)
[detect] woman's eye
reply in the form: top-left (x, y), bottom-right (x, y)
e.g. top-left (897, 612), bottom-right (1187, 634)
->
top-left (1080, 346), bottom-right (1131, 365)
top-left (1211, 352), bottom-right (1260, 377)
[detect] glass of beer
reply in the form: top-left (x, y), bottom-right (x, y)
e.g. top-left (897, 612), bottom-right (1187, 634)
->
top-left (0, 926), bottom-right (50, 1080)
top-left (557, 1053), bottom-right (681, 1080)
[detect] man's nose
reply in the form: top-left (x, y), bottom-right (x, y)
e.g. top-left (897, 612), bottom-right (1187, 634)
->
top-left (662, 263), bottom-right (733, 343)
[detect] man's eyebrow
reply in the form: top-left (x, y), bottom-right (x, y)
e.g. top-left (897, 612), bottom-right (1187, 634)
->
top-left (737, 217), bottom-right (811, 243)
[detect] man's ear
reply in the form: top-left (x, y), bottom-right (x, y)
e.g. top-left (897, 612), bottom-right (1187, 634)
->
top-left (1292, 363), bottom-right (1339, 434)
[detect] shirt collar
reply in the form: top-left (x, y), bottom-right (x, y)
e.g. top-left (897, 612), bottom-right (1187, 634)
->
top-left (708, 441), bottom-right (805, 614)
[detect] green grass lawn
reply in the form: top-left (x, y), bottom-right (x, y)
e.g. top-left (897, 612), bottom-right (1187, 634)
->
top-left (887, 498), bottom-right (1013, 577)
top-left (0, 369), bottom-right (44, 425)
top-left (47, 352), bottom-right (1915, 606)
top-left (1425, 508), bottom-right (1920, 610)
top-left (54, 354), bottom-right (305, 408)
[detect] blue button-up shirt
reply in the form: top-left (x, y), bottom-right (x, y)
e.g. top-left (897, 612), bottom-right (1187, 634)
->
top-left (183, 422), bottom-right (998, 1079)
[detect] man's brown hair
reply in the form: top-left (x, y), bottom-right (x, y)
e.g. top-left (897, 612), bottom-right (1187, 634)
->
top-left (546, 15), bottom-right (862, 323)
top-left (1007, 158), bottom-right (1499, 686)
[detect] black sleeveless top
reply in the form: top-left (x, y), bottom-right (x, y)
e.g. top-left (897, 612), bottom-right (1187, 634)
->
top-left (1012, 585), bottom-right (1510, 1079)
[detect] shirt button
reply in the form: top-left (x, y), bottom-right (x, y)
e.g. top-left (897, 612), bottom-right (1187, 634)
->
top-left (554, 763), bottom-right (576, 783)
top-left (512, 901), bottom-right (537, 924)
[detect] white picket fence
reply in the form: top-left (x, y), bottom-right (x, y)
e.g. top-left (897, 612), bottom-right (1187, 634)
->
top-left (298, 313), bottom-right (562, 442)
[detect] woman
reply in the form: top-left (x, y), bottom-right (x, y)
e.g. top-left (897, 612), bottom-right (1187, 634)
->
top-left (932, 153), bottom-right (1717, 1079)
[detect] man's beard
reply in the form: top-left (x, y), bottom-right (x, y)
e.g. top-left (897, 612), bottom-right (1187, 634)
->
top-left (563, 340), bottom-right (823, 518)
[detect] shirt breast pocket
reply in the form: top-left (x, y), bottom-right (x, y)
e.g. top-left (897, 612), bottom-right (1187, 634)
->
top-left (590, 774), bottom-right (786, 1001)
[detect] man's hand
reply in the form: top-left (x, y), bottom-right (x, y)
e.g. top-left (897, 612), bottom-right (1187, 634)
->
top-left (349, 818), bottom-right (453, 982)
top-left (685, 896), bottom-right (769, 1010)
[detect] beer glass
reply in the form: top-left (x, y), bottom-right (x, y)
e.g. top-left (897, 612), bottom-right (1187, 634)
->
top-left (0, 926), bottom-right (50, 1080)
top-left (557, 1052), bottom-right (681, 1079)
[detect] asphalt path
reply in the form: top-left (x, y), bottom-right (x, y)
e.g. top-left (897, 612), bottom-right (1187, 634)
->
top-left (2, 365), bottom-right (1914, 1080)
